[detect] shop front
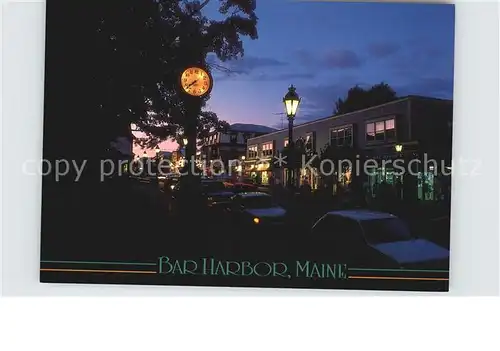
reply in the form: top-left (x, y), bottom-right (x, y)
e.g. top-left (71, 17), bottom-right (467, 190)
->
top-left (364, 143), bottom-right (439, 202)
top-left (247, 160), bottom-right (272, 185)
top-left (299, 167), bottom-right (319, 190)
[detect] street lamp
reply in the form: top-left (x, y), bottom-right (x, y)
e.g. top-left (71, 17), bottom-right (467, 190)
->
top-left (154, 146), bottom-right (162, 181)
top-left (283, 85), bottom-right (301, 188)
top-left (240, 155), bottom-right (246, 179)
top-left (395, 144), bottom-right (403, 153)
top-left (182, 137), bottom-right (188, 146)
top-left (283, 85), bottom-right (301, 118)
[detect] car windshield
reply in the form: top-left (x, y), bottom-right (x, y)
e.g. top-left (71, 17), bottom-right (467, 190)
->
top-left (242, 196), bottom-right (276, 209)
top-left (202, 182), bottom-right (227, 193)
top-left (361, 218), bottom-right (412, 245)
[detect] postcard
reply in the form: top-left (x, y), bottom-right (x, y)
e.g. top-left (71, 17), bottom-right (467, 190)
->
top-left (40, 1), bottom-right (454, 291)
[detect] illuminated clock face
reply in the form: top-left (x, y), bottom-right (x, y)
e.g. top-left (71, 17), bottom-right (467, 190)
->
top-left (180, 67), bottom-right (212, 97)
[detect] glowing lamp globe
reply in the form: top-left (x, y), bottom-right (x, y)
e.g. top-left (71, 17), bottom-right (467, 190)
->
top-left (283, 85), bottom-right (301, 118)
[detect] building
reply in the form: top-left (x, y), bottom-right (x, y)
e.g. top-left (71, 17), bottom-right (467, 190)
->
top-left (200, 123), bottom-right (276, 170)
top-left (245, 96), bottom-right (453, 201)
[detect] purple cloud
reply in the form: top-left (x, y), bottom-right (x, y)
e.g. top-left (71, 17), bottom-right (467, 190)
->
top-left (323, 50), bottom-right (362, 69)
top-left (208, 55), bottom-right (288, 75)
top-left (367, 43), bottom-right (401, 58)
top-left (294, 49), bottom-right (363, 69)
top-left (295, 49), bottom-right (316, 66)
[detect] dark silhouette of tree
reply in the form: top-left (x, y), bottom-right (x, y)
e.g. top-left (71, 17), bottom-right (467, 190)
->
top-left (43, 0), bottom-right (257, 182)
top-left (333, 82), bottom-right (397, 115)
top-left (276, 138), bottom-right (319, 187)
top-left (319, 142), bottom-right (355, 185)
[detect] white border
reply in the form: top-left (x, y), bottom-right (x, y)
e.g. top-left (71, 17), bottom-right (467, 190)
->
top-left (1, 1), bottom-right (499, 298)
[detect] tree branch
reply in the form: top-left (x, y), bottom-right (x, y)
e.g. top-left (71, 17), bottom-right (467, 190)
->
top-left (199, 0), bottom-right (212, 11)
top-left (187, 0), bottom-right (212, 16)
top-left (207, 62), bottom-right (238, 75)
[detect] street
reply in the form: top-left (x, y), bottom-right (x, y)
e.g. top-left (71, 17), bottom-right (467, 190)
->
top-left (40, 178), bottom-right (449, 291)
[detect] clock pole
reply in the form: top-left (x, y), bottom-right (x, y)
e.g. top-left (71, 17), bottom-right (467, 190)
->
top-left (184, 95), bottom-right (200, 178)
top-left (177, 64), bottom-right (212, 217)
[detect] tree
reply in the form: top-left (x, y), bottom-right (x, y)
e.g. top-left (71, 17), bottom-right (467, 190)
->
top-left (134, 0), bottom-right (258, 148)
top-left (333, 82), bottom-right (397, 115)
top-left (43, 0), bottom-right (258, 182)
top-left (276, 138), bottom-right (319, 187)
top-left (319, 143), bottom-right (354, 186)
top-left (318, 141), bottom-right (367, 204)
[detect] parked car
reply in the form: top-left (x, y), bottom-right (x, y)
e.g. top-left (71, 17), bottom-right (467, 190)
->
top-left (201, 180), bottom-right (235, 208)
top-left (161, 176), bottom-right (179, 192)
top-left (309, 210), bottom-right (450, 269)
top-left (225, 192), bottom-right (287, 228)
top-left (231, 182), bottom-right (259, 194)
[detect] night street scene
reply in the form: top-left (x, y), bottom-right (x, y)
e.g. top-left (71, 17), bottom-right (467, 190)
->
top-left (40, 1), bottom-right (454, 291)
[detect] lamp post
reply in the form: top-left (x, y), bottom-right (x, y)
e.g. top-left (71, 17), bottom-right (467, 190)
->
top-left (154, 146), bottom-right (161, 181)
top-left (283, 85), bottom-right (301, 188)
top-left (394, 144), bottom-right (404, 200)
top-left (142, 151), bottom-right (149, 177)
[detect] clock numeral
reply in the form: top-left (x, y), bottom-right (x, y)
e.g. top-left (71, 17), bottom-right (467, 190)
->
top-left (203, 76), bottom-right (208, 80)
top-left (195, 70), bottom-right (199, 74)
top-left (189, 69), bottom-right (194, 74)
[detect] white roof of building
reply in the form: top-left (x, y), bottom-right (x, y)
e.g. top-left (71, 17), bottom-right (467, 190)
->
top-left (238, 192), bottom-right (271, 198)
top-left (326, 210), bottom-right (396, 221)
top-left (230, 123), bottom-right (276, 133)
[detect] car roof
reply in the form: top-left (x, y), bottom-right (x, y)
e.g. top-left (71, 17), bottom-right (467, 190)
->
top-left (326, 210), bottom-right (396, 221)
top-left (237, 192), bottom-right (271, 198)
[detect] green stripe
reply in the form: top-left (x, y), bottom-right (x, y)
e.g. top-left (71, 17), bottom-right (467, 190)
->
top-left (348, 268), bottom-right (448, 273)
top-left (40, 260), bottom-right (156, 266)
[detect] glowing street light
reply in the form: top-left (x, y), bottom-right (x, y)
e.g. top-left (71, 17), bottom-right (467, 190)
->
top-left (283, 84), bottom-right (301, 119)
top-left (395, 144), bottom-right (403, 153)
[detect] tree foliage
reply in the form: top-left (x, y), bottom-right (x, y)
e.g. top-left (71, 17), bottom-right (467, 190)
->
top-left (43, 0), bottom-right (258, 165)
top-left (333, 82), bottom-right (397, 116)
top-left (318, 142), bottom-right (361, 186)
top-left (278, 138), bottom-right (319, 170)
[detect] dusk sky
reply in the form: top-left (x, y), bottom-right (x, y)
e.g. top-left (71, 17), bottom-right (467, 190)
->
top-left (136, 1), bottom-right (455, 155)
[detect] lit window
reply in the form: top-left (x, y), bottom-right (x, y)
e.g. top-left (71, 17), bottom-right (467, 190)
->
top-left (248, 145), bottom-right (258, 159)
top-left (331, 126), bottom-right (353, 146)
top-left (366, 117), bottom-right (396, 142)
top-left (305, 133), bottom-right (313, 151)
top-left (262, 142), bottom-right (273, 157)
top-left (375, 121), bottom-right (385, 141)
top-left (385, 119), bottom-right (396, 140)
top-left (366, 123), bottom-right (375, 141)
